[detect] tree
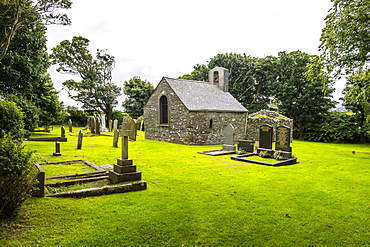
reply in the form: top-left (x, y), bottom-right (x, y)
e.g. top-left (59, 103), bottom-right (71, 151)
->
top-left (179, 64), bottom-right (209, 82)
top-left (268, 51), bottom-right (335, 139)
top-left (0, 4), bottom-right (63, 126)
top-left (0, 0), bottom-right (72, 61)
top-left (51, 36), bottom-right (122, 120)
top-left (122, 76), bottom-right (154, 119)
top-left (0, 101), bottom-right (25, 141)
top-left (320, 0), bottom-right (370, 76)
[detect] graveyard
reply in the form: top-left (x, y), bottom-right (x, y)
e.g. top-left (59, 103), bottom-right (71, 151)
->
top-left (1, 125), bottom-right (370, 246)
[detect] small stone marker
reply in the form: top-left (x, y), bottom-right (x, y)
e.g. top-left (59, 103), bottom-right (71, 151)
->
top-left (222, 124), bottom-right (236, 151)
top-left (113, 119), bottom-right (118, 132)
top-left (129, 119), bottom-right (137, 141)
top-left (91, 117), bottom-right (96, 134)
top-left (100, 113), bottom-right (107, 132)
top-left (276, 125), bottom-right (291, 152)
top-left (140, 119), bottom-right (144, 131)
top-left (259, 124), bottom-right (273, 149)
top-left (96, 118), bottom-right (101, 135)
top-left (108, 120), bottom-right (113, 132)
top-left (238, 139), bottom-right (255, 153)
top-left (68, 119), bottom-right (73, 132)
top-left (53, 141), bottom-right (61, 156)
top-left (77, 130), bottom-right (83, 149)
top-left (61, 126), bottom-right (66, 138)
top-left (113, 129), bottom-right (119, 148)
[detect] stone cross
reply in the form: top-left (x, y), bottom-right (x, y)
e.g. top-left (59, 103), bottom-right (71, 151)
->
top-left (68, 119), bottom-right (73, 132)
top-left (222, 124), bottom-right (236, 151)
top-left (121, 118), bottom-right (132, 159)
top-left (108, 119), bottom-right (113, 132)
top-left (77, 130), bottom-right (83, 149)
top-left (61, 126), bottom-right (65, 138)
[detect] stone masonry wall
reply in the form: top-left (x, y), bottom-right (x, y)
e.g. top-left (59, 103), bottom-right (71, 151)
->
top-left (245, 110), bottom-right (293, 142)
top-left (144, 79), bottom-right (247, 145)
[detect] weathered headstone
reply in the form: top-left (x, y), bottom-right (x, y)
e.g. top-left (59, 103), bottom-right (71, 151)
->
top-left (77, 130), bottom-right (83, 149)
top-left (222, 124), bottom-right (236, 151)
top-left (238, 139), bottom-right (255, 153)
top-left (108, 120), bottom-right (113, 132)
top-left (96, 118), bottom-right (101, 135)
top-left (91, 117), bottom-right (96, 134)
top-left (259, 124), bottom-right (273, 149)
top-left (113, 129), bottom-right (119, 148)
top-left (53, 141), bottom-right (61, 156)
top-left (276, 125), bottom-right (291, 152)
top-left (113, 119), bottom-right (118, 132)
top-left (140, 119), bottom-right (144, 131)
top-left (129, 119), bottom-right (137, 141)
top-left (68, 119), bottom-right (73, 132)
top-left (100, 113), bottom-right (107, 132)
top-left (109, 118), bottom-right (143, 184)
top-left (61, 126), bottom-right (66, 138)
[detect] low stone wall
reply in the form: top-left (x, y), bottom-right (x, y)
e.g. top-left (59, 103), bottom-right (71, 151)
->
top-left (245, 110), bottom-right (293, 141)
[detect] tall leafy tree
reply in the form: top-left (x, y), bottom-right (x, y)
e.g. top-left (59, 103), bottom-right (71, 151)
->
top-left (269, 51), bottom-right (335, 139)
top-left (122, 76), bottom-right (154, 119)
top-left (320, 0), bottom-right (370, 76)
top-left (0, 1), bottom-right (62, 126)
top-left (51, 36), bottom-right (121, 120)
top-left (0, 0), bottom-right (72, 61)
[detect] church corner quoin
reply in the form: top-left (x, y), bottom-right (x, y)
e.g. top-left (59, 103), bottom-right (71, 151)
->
top-left (144, 68), bottom-right (248, 145)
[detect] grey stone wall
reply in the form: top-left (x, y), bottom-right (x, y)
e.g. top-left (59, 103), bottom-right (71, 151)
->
top-left (144, 79), bottom-right (247, 144)
top-left (245, 110), bottom-right (293, 142)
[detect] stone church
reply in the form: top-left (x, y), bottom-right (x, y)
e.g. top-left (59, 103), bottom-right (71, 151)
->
top-left (143, 67), bottom-right (248, 144)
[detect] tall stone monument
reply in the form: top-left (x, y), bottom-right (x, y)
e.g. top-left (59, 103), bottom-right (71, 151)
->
top-left (109, 118), bottom-right (143, 184)
top-left (100, 113), bottom-right (107, 132)
top-left (68, 119), bottom-right (73, 132)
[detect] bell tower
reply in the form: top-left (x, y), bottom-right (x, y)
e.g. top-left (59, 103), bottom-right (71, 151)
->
top-left (208, 67), bottom-right (229, 92)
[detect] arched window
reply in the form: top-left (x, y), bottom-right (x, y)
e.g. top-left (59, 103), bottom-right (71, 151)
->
top-left (209, 119), bottom-right (213, 129)
top-left (213, 71), bottom-right (219, 83)
top-left (160, 96), bottom-right (168, 124)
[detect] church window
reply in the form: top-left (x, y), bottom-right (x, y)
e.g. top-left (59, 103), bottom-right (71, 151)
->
top-left (160, 96), bottom-right (168, 124)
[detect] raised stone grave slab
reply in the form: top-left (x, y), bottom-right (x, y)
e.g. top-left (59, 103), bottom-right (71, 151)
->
top-left (46, 181), bottom-right (147, 198)
top-left (231, 153), bottom-right (297, 166)
top-left (25, 137), bottom-right (67, 142)
top-left (198, 149), bottom-right (238, 156)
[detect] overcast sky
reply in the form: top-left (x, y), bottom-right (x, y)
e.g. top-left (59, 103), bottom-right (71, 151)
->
top-left (46, 0), bottom-right (342, 108)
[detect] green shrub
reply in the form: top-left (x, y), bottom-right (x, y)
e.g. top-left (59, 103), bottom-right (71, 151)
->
top-left (0, 101), bottom-right (25, 140)
top-left (6, 95), bottom-right (40, 137)
top-left (65, 106), bottom-right (89, 127)
top-left (0, 134), bottom-right (36, 220)
top-left (111, 110), bottom-right (129, 124)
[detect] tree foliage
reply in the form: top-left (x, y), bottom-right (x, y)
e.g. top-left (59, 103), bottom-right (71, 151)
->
top-left (51, 36), bottom-right (122, 120)
top-left (0, 0), bottom-right (72, 61)
top-left (122, 76), bottom-right (154, 119)
top-left (0, 101), bottom-right (25, 141)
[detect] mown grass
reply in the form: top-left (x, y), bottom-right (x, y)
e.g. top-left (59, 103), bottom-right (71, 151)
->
top-left (1, 126), bottom-right (370, 246)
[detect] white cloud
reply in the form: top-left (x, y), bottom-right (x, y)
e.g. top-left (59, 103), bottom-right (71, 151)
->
top-left (46, 0), bottom-right (339, 109)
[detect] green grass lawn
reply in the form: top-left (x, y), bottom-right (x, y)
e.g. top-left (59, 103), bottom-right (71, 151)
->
top-left (1, 126), bottom-right (370, 246)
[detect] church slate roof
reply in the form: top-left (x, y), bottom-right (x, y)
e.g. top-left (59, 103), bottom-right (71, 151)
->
top-left (164, 77), bottom-right (248, 112)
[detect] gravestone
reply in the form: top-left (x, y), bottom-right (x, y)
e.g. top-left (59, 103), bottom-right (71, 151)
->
top-left (113, 129), bottom-right (119, 148)
top-left (113, 119), bottom-right (118, 132)
top-left (96, 118), bottom-right (101, 135)
top-left (61, 126), bottom-right (66, 138)
top-left (238, 140), bottom-right (255, 153)
top-left (100, 113), bottom-right (107, 132)
top-left (129, 119), bottom-right (137, 141)
top-left (108, 120), bottom-right (113, 132)
top-left (222, 124), bottom-right (236, 151)
top-left (68, 119), bottom-right (73, 132)
top-left (140, 120), bottom-right (144, 131)
top-left (259, 124), bottom-right (273, 149)
top-left (276, 125), bottom-right (291, 152)
top-left (109, 118), bottom-right (142, 184)
top-left (77, 130), bottom-right (83, 149)
top-left (53, 142), bottom-right (61, 156)
top-left (91, 117), bottom-right (96, 134)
